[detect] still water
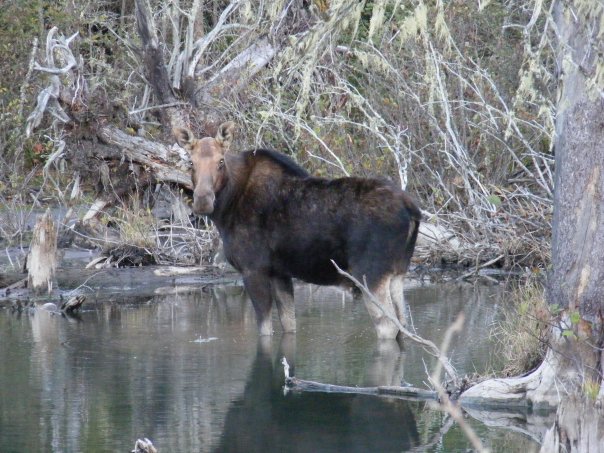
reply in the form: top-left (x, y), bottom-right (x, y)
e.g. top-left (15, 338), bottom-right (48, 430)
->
top-left (0, 281), bottom-right (539, 452)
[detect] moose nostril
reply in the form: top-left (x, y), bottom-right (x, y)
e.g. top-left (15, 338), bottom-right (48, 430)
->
top-left (193, 192), bottom-right (215, 214)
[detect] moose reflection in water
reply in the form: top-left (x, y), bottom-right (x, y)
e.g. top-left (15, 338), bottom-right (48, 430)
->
top-left (216, 336), bottom-right (420, 453)
top-left (174, 123), bottom-right (421, 340)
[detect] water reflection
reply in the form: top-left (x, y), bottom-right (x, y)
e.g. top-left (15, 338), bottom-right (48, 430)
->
top-left (216, 336), bottom-right (419, 453)
top-left (366, 340), bottom-right (406, 386)
top-left (1, 288), bottom-right (260, 452)
top-left (0, 281), bottom-right (539, 452)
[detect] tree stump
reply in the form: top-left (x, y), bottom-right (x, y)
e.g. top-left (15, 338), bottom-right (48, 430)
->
top-left (27, 210), bottom-right (57, 295)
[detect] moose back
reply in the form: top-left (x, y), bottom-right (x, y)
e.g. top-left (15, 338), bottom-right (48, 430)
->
top-left (175, 122), bottom-right (421, 340)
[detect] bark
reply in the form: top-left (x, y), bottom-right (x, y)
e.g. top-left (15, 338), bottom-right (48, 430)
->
top-left (547, 6), bottom-right (604, 323)
top-left (537, 3), bottom-right (604, 449)
top-left (461, 2), bottom-right (604, 450)
top-left (27, 210), bottom-right (58, 295)
top-left (135, 0), bottom-right (187, 131)
top-left (542, 0), bottom-right (604, 400)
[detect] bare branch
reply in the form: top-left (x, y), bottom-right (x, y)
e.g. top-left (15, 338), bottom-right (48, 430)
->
top-left (429, 313), bottom-right (489, 453)
top-left (186, 0), bottom-right (242, 80)
top-left (330, 260), bottom-right (459, 387)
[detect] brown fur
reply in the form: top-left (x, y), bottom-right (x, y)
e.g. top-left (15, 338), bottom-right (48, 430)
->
top-left (174, 123), bottom-right (421, 340)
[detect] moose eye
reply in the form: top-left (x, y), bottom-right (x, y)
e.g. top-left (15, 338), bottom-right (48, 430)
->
top-left (218, 158), bottom-right (225, 169)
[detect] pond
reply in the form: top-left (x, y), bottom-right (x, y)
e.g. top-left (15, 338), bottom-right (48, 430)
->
top-left (0, 279), bottom-right (541, 452)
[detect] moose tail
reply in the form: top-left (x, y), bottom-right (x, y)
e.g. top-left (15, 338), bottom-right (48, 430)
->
top-left (401, 207), bottom-right (421, 274)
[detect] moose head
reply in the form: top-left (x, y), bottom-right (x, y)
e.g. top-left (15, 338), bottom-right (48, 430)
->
top-left (174, 122), bottom-right (235, 215)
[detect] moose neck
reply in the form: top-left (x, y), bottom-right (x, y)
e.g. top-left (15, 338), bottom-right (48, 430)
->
top-left (209, 152), bottom-right (249, 225)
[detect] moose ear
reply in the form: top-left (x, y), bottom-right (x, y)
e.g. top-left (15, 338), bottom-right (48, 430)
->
top-left (173, 127), bottom-right (195, 150)
top-left (215, 121), bottom-right (235, 151)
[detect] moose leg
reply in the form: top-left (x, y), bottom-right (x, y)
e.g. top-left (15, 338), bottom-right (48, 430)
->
top-left (243, 272), bottom-right (274, 336)
top-left (364, 276), bottom-right (400, 340)
top-left (271, 275), bottom-right (296, 333)
top-left (390, 274), bottom-right (407, 329)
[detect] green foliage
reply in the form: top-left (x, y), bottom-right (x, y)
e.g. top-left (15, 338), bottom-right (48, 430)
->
top-left (561, 329), bottom-right (576, 339)
top-left (487, 194), bottom-right (502, 208)
top-left (549, 303), bottom-right (561, 315)
top-left (583, 379), bottom-right (600, 401)
top-left (561, 310), bottom-right (582, 339)
top-left (569, 310), bottom-right (581, 325)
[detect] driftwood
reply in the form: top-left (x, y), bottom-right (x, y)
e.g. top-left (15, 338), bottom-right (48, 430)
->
top-left (60, 295), bottom-right (86, 313)
top-left (284, 376), bottom-right (438, 401)
top-left (282, 358), bottom-right (438, 401)
top-left (27, 210), bottom-right (58, 295)
top-left (132, 438), bottom-right (157, 453)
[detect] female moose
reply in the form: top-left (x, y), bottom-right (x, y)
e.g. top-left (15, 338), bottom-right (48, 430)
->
top-left (174, 122), bottom-right (421, 341)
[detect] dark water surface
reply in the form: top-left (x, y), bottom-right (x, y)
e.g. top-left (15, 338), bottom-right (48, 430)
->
top-left (0, 281), bottom-right (539, 452)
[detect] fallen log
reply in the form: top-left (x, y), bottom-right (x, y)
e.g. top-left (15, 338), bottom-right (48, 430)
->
top-left (284, 376), bottom-right (378, 395)
top-left (284, 376), bottom-right (438, 401)
top-left (282, 358), bottom-right (438, 401)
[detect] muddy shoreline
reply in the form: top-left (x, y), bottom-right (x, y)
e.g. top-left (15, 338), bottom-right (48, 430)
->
top-left (0, 243), bottom-right (519, 308)
top-left (0, 246), bottom-right (242, 306)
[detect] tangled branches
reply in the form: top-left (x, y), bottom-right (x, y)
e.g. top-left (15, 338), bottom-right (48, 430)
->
top-left (22, 0), bottom-right (556, 269)
top-left (234, 0), bottom-right (555, 269)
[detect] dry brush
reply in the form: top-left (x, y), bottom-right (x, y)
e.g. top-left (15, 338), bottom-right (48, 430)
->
top-left (10, 0), bottom-right (555, 270)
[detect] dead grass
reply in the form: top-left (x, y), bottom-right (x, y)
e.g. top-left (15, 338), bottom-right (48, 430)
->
top-left (93, 195), bottom-right (218, 267)
top-left (492, 277), bottom-right (550, 377)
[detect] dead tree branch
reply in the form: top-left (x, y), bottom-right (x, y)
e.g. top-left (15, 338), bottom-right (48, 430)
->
top-left (429, 313), bottom-right (488, 453)
top-left (331, 260), bottom-right (460, 388)
top-left (135, 0), bottom-right (187, 130)
top-left (26, 27), bottom-right (82, 136)
top-left (282, 358), bottom-right (438, 401)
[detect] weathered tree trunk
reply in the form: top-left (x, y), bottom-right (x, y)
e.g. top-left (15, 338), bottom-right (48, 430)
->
top-left (27, 210), bottom-right (58, 295)
top-left (537, 2), bottom-right (604, 449)
top-left (547, 5), bottom-right (604, 332)
top-left (461, 2), bottom-right (604, 450)
top-left (135, 0), bottom-right (189, 131)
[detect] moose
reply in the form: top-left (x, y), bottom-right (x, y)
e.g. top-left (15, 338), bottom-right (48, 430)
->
top-left (174, 122), bottom-right (421, 341)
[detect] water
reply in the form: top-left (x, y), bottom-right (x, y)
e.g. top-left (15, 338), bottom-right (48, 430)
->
top-left (0, 281), bottom-right (540, 452)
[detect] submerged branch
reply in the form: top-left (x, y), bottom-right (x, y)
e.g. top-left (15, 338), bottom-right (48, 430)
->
top-left (282, 358), bottom-right (437, 401)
